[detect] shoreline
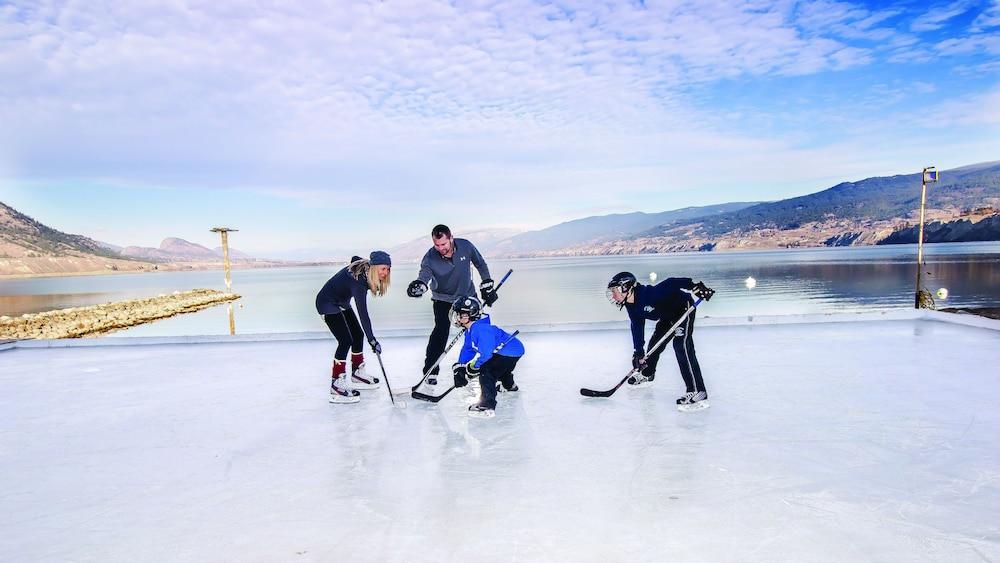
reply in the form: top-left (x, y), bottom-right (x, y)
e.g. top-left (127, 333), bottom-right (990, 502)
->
top-left (0, 289), bottom-right (241, 339)
top-left (0, 260), bottom-right (339, 281)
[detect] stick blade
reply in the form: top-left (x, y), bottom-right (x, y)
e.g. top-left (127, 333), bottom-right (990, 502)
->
top-left (580, 388), bottom-right (613, 398)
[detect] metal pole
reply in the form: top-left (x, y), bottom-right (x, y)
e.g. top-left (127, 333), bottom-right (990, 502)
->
top-left (914, 176), bottom-right (927, 308)
top-left (211, 227), bottom-right (239, 334)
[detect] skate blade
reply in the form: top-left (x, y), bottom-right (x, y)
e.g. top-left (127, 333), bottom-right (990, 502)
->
top-left (467, 410), bottom-right (495, 419)
top-left (627, 381), bottom-right (654, 389)
top-left (677, 400), bottom-right (710, 412)
top-left (329, 394), bottom-right (361, 404)
top-left (349, 379), bottom-right (380, 390)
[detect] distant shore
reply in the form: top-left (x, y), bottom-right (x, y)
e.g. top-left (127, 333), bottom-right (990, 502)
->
top-left (0, 260), bottom-right (339, 280)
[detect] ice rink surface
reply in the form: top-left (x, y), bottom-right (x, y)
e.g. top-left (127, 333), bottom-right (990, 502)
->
top-left (2, 318), bottom-right (999, 562)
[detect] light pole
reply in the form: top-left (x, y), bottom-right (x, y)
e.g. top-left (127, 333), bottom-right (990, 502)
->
top-left (914, 167), bottom-right (938, 308)
top-left (211, 227), bottom-right (239, 334)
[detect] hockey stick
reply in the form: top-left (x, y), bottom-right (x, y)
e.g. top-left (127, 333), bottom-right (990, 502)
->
top-left (412, 330), bottom-right (520, 403)
top-left (580, 298), bottom-right (703, 398)
top-left (401, 268), bottom-right (514, 394)
top-left (373, 350), bottom-right (405, 408)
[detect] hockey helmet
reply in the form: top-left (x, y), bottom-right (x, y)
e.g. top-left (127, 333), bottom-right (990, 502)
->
top-left (450, 295), bottom-right (483, 326)
top-left (606, 271), bottom-right (638, 309)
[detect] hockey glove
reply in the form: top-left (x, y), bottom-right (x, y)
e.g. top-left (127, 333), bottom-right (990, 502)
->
top-left (632, 351), bottom-right (647, 370)
top-left (479, 279), bottom-right (498, 306)
top-left (465, 359), bottom-right (481, 377)
top-left (692, 281), bottom-right (715, 301)
top-left (407, 279), bottom-right (428, 298)
top-left (369, 339), bottom-right (382, 355)
top-left (452, 362), bottom-right (469, 387)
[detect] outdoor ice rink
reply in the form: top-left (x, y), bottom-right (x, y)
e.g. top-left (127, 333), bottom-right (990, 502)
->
top-left (2, 312), bottom-right (999, 562)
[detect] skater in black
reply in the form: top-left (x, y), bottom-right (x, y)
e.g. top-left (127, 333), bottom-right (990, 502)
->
top-left (606, 272), bottom-right (715, 411)
top-left (406, 224), bottom-right (495, 385)
top-left (316, 251), bottom-right (392, 403)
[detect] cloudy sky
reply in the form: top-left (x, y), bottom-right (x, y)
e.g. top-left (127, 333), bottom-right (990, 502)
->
top-left (1, 0), bottom-right (997, 259)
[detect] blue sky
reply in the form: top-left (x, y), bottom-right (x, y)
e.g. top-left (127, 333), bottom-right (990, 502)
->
top-left (0, 0), bottom-right (997, 259)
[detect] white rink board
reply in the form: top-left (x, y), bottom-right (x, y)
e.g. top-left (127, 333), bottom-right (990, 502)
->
top-left (1, 318), bottom-right (999, 562)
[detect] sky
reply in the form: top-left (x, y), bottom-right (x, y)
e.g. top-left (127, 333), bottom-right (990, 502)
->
top-left (0, 0), bottom-right (998, 259)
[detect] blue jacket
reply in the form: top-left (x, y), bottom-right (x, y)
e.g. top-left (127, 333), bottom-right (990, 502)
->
top-left (457, 314), bottom-right (524, 369)
top-left (624, 278), bottom-right (696, 354)
top-left (315, 266), bottom-right (376, 341)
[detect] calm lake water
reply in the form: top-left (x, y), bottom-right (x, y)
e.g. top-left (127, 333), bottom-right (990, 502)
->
top-left (1, 242), bottom-right (998, 337)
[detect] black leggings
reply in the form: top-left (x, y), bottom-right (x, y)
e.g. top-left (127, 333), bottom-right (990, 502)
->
top-left (478, 355), bottom-right (519, 409)
top-left (423, 299), bottom-right (453, 375)
top-left (324, 309), bottom-right (363, 360)
top-left (644, 310), bottom-right (706, 393)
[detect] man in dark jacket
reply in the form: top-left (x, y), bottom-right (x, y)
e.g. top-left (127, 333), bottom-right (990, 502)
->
top-left (407, 224), bottom-right (496, 385)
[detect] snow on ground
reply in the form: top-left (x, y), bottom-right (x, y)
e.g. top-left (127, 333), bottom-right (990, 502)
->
top-left (1, 318), bottom-right (999, 562)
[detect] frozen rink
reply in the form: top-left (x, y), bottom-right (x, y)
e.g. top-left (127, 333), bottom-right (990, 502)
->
top-left (2, 315), bottom-right (1000, 562)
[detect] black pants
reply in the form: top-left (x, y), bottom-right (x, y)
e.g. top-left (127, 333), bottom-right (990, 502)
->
top-left (324, 309), bottom-right (363, 360)
top-left (423, 299), bottom-right (453, 375)
top-left (645, 310), bottom-right (706, 393)
top-left (477, 354), bottom-right (519, 409)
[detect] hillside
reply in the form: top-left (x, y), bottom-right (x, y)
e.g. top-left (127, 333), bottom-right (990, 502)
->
top-left (523, 162), bottom-right (1000, 256)
top-left (0, 202), bottom-right (155, 276)
top-left (491, 202), bottom-right (758, 256)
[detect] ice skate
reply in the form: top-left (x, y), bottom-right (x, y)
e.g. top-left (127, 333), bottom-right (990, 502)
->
top-left (496, 382), bottom-right (519, 393)
top-left (468, 404), bottom-right (495, 418)
top-left (349, 352), bottom-right (379, 390)
top-left (677, 391), bottom-right (709, 412)
top-left (626, 372), bottom-right (654, 388)
top-left (330, 359), bottom-right (361, 403)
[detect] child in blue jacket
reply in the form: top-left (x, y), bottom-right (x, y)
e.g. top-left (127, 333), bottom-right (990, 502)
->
top-left (450, 295), bottom-right (524, 418)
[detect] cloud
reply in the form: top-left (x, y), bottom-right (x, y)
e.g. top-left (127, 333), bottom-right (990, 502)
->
top-left (0, 0), bottom-right (996, 251)
top-left (910, 0), bottom-right (975, 32)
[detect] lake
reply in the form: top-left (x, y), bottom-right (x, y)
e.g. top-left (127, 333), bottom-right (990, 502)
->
top-left (1, 242), bottom-right (998, 336)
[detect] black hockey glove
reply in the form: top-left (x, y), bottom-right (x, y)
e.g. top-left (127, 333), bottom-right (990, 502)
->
top-left (465, 359), bottom-right (481, 377)
top-left (479, 279), bottom-right (498, 306)
top-left (632, 351), bottom-right (647, 370)
top-left (692, 281), bottom-right (715, 301)
top-left (369, 339), bottom-right (382, 355)
top-left (407, 279), bottom-right (428, 298)
top-left (452, 362), bottom-right (469, 387)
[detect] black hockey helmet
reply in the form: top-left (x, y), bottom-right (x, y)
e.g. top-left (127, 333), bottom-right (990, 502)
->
top-left (450, 295), bottom-right (483, 326)
top-left (606, 271), bottom-right (638, 309)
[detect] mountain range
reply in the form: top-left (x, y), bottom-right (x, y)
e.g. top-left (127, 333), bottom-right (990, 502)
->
top-left (2, 160), bottom-right (998, 276)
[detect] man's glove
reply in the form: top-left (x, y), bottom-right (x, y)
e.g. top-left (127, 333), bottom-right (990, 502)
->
top-left (369, 339), bottom-right (382, 355)
top-left (632, 351), bottom-right (647, 370)
top-left (692, 281), bottom-right (715, 301)
top-left (407, 280), bottom-right (428, 298)
top-left (479, 279), bottom-right (498, 306)
top-left (452, 362), bottom-right (469, 388)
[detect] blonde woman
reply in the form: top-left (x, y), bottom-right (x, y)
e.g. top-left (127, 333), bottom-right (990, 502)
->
top-left (315, 251), bottom-right (391, 403)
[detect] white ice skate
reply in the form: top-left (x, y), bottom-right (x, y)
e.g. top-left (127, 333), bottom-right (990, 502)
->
top-left (626, 373), bottom-right (654, 388)
top-left (349, 362), bottom-right (380, 390)
top-left (677, 391), bottom-right (709, 412)
top-left (330, 377), bottom-right (361, 404)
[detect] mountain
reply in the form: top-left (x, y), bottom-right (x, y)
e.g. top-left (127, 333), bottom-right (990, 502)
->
top-left (0, 201), bottom-right (154, 276)
top-left (491, 202), bottom-right (759, 256)
top-left (1, 201), bottom-right (126, 260)
top-left (122, 238), bottom-right (253, 262)
top-left (531, 161), bottom-right (1000, 256)
top-left (389, 228), bottom-right (524, 262)
top-left (639, 161), bottom-right (1000, 239)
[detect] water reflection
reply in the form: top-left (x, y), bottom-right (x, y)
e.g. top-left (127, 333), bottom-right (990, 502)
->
top-left (0, 243), bottom-right (997, 335)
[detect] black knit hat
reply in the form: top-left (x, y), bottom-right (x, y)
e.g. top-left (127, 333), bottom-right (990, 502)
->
top-left (369, 251), bottom-right (391, 267)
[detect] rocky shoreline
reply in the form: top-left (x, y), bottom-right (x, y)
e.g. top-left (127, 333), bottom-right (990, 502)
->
top-left (0, 289), bottom-right (241, 339)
